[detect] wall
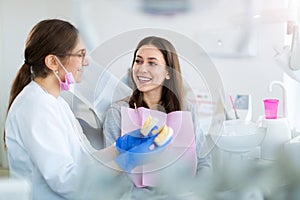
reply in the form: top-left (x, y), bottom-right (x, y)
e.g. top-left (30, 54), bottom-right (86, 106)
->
top-left (80, 0), bottom-right (285, 119)
top-left (0, 0), bottom-right (5, 167)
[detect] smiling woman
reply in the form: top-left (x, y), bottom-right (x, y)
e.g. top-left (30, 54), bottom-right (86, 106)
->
top-left (131, 44), bottom-right (170, 107)
top-left (129, 36), bottom-right (183, 113)
top-left (3, 19), bottom-right (130, 200)
top-left (103, 35), bottom-right (212, 198)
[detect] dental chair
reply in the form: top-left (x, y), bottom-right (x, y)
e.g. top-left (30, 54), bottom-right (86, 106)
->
top-left (77, 117), bottom-right (104, 150)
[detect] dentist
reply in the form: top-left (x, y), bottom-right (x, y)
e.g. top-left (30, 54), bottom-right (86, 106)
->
top-left (4, 19), bottom-right (156, 200)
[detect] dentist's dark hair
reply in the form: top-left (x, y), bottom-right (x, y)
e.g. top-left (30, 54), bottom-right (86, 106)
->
top-left (4, 19), bottom-right (79, 147)
top-left (129, 36), bottom-right (183, 113)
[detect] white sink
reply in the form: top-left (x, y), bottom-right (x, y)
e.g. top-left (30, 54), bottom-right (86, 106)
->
top-left (211, 120), bottom-right (266, 153)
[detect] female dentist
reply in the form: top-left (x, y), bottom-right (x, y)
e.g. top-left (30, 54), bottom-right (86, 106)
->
top-left (3, 19), bottom-right (158, 200)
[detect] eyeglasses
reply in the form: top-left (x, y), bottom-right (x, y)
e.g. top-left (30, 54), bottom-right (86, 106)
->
top-left (67, 50), bottom-right (86, 64)
top-left (58, 49), bottom-right (86, 64)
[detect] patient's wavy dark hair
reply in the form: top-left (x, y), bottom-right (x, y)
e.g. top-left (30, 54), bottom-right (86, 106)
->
top-left (128, 36), bottom-right (183, 113)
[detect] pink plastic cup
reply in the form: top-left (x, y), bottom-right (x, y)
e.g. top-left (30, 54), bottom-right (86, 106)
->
top-left (263, 99), bottom-right (279, 119)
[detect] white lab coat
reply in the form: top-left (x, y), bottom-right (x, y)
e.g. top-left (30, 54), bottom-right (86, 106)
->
top-left (5, 81), bottom-right (121, 200)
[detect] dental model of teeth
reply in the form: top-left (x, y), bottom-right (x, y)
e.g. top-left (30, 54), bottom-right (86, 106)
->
top-left (141, 116), bottom-right (173, 146)
top-left (153, 125), bottom-right (173, 146)
top-left (141, 116), bottom-right (158, 136)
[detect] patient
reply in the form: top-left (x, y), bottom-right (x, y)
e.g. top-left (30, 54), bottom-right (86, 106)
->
top-left (103, 36), bottom-right (211, 198)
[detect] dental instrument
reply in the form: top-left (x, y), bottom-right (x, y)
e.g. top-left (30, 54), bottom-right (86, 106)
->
top-left (218, 89), bottom-right (232, 120)
top-left (230, 95), bottom-right (240, 119)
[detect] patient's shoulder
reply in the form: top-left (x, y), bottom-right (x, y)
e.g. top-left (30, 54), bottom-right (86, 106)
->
top-left (111, 96), bottom-right (130, 109)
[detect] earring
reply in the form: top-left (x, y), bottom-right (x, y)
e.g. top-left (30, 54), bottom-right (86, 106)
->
top-left (166, 74), bottom-right (170, 80)
top-left (55, 70), bottom-right (59, 74)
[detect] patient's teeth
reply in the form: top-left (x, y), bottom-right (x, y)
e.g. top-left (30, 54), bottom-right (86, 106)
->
top-left (138, 76), bottom-right (151, 81)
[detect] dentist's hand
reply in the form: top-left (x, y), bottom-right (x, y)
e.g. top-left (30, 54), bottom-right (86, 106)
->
top-left (115, 127), bottom-right (157, 151)
top-left (115, 127), bottom-right (159, 173)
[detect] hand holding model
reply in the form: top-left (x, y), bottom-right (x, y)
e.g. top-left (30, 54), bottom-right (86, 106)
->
top-left (115, 117), bottom-right (173, 172)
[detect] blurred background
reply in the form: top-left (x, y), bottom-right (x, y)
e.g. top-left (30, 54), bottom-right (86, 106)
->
top-left (0, 0), bottom-right (299, 171)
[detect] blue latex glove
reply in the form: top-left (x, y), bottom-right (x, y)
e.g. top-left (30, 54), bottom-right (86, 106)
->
top-left (115, 135), bottom-right (157, 173)
top-left (115, 127), bottom-right (157, 151)
top-left (115, 127), bottom-right (172, 173)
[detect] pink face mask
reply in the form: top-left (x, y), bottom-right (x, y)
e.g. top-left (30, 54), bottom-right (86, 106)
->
top-left (54, 56), bottom-right (75, 91)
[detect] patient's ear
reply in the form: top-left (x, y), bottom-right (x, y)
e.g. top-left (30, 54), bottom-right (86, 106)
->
top-left (45, 55), bottom-right (59, 71)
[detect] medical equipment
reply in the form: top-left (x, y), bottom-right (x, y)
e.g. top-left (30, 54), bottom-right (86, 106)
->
top-left (260, 117), bottom-right (291, 160)
top-left (230, 95), bottom-right (239, 119)
top-left (234, 94), bottom-right (252, 121)
top-left (269, 80), bottom-right (287, 118)
top-left (211, 119), bottom-right (265, 153)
